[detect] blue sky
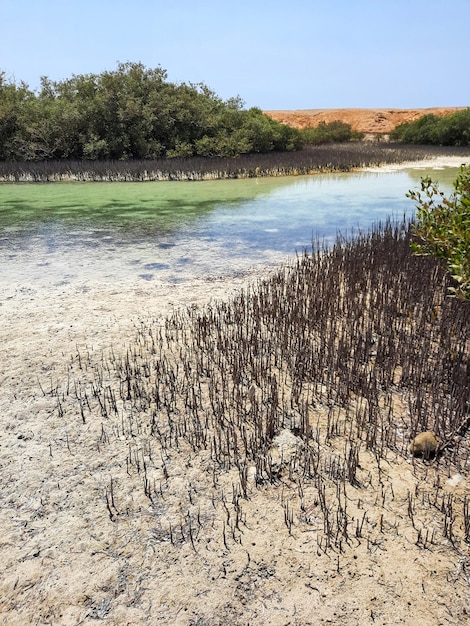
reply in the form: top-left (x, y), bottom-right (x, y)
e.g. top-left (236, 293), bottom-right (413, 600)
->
top-left (1, 0), bottom-right (469, 110)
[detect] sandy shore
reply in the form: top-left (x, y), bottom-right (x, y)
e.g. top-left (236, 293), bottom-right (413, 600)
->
top-left (362, 154), bottom-right (470, 172)
top-left (1, 157), bottom-right (469, 625)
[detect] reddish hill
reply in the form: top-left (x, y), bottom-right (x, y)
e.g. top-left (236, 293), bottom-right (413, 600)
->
top-left (264, 107), bottom-right (466, 135)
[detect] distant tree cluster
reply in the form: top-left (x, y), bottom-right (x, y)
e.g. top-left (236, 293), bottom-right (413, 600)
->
top-left (0, 62), bottom-right (303, 161)
top-left (300, 120), bottom-right (363, 144)
top-left (390, 109), bottom-right (470, 146)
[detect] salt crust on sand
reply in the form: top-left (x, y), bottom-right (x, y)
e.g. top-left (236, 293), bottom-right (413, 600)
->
top-left (363, 154), bottom-right (470, 172)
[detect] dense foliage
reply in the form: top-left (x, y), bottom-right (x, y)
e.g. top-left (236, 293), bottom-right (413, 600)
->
top-left (0, 62), bottom-right (303, 161)
top-left (390, 109), bottom-right (470, 146)
top-left (408, 165), bottom-right (470, 300)
top-left (300, 120), bottom-right (363, 144)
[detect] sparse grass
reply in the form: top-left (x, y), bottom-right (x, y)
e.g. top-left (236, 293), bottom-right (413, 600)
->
top-left (2, 143), bottom-right (470, 182)
top-left (47, 219), bottom-right (470, 556)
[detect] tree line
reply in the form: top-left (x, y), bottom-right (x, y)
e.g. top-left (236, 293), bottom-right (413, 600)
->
top-left (0, 62), bottom-right (307, 161)
top-left (391, 108), bottom-right (470, 145)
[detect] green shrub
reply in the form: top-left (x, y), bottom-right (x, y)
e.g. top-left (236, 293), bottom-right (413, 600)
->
top-left (0, 62), bottom-right (303, 161)
top-left (301, 121), bottom-right (362, 145)
top-left (391, 109), bottom-right (470, 146)
top-left (408, 165), bottom-right (470, 300)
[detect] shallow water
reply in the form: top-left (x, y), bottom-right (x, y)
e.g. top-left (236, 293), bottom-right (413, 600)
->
top-left (0, 167), bottom-right (460, 289)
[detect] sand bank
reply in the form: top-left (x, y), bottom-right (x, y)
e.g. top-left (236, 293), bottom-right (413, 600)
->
top-left (363, 154), bottom-right (470, 172)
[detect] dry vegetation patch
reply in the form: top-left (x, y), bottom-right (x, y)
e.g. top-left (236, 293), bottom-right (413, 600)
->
top-left (1, 222), bottom-right (469, 625)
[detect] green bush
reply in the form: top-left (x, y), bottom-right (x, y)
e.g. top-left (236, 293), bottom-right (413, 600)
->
top-left (408, 165), bottom-right (470, 300)
top-left (301, 121), bottom-right (363, 145)
top-left (0, 62), bottom-right (303, 161)
top-left (391, 109), bottom-right (470, 146)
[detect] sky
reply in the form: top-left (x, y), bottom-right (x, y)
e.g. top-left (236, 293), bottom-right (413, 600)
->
top-left (1, 0), bottom-right (469, 110)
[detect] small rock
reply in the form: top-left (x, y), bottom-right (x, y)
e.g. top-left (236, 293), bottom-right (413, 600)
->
top-left (447, 473), bottom-right (464, 487)
top-left (409, 431), bottom-right (439, 458)
top-left (270, 429), bottom-right (303, 469)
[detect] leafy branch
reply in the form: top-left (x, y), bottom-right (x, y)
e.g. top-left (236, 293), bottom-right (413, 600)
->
top-left (408, 165), bottom-right (470, 300)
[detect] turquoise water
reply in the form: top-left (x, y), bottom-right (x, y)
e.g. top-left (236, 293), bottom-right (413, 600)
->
top-left (0, 167), bottom-right (460, 288)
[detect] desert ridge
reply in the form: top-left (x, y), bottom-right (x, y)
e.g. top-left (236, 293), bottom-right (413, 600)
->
top-left (264, 107), bottom-right (466, 134)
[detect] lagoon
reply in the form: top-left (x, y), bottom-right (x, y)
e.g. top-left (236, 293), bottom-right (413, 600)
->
top-left (0, 166), bottom-right (461, 290)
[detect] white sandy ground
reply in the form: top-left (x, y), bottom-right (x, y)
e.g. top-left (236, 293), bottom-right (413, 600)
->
top-left (1, 156), bottom-right (470, 625)
top-left (363, 155), bottom-right (470, 172)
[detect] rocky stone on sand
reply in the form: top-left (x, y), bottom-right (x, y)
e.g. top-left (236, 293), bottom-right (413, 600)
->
top-left (409, 431), bottom-right (440, 458)
top-left (269, 428), bottom-right (304, 471)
